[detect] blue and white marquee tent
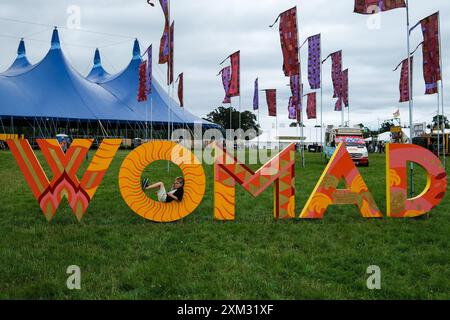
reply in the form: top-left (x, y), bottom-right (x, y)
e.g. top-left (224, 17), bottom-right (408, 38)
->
top-left (0, 28), bottom-right (218, 138)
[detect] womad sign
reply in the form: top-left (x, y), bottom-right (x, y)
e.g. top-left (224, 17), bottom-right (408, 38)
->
top-left (1, 138), bottom-right (447, 223)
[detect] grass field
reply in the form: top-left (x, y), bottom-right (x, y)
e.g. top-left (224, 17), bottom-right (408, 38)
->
top-left (0, 148), bottom-right (449, 299)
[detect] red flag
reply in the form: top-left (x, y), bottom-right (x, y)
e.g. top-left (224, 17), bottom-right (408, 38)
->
top-left (264, 89), bottom-right (277, 117)
top-left (306, 92), bottom-right (317, 119)
top-left (396, 57), bottom-right (413, 102)
top-left (137, 60), bottom-right (147, 102)
top-left (419, 12), bottom-right (440, 95)
top-left (168, 22), bottom-right (174, 85)
top-left (228, 51), bottom-right (240, 97)
top-left (177, 73), bottom-right (183, 107)
top-left (354, 0), bottom-right (406, 14)
top-left (271, 7), bottom-right (300, 77)
top-left (342, 69), bottom-right (349, 107)
top-left (289, 75), bottom-right (302, 122)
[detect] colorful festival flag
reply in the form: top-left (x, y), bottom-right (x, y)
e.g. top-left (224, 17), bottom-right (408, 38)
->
top-left (330, 51), bottom-right (342, 98)
top-left (253, 78), bottom-right (259, 110)
top-left (159, 23), bottom-right (169, 64)
top-left (270, 7), bottom-right (300, 77)
top-left (396, 57), bottom-right (413, 102)
top-left (138, 60), bottom-right (148, 102)
top-left (354, 0), bottom-right (406, 15)
top-left (219, 67), bottom-right (231, 104)
top-left (168, 22), bottom-right (174, 85)
top-left (335, 96), bottom-right (343, 112)
top-left (264, 89), bottom-right (277, 117)
top-left (308, 34), bottom-right (321, 90)
top-left (342, 69), bottom-right (349, 107)
top-left (146, 45), bottom-right (152, 95)
top-left (306, 92), bottom-right (317, 119)
top-left (288, 97), bottom-right (296, 120)
top-left (159, 0), bottom-right (169, 22)
top-left (412, 12), bottom-right (441, 95)
top-left (226, 51), bottom-right (240, 97)
top-left (177, 72), bottom-right (183, 107)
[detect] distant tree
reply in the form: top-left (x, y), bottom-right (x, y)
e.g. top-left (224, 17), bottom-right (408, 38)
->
top-left (379, 120), bottom-right (394, 134)
top-left (204, 106), bottom-right (261, 134)
top-left (431, 115), bottom-right (450, 130)
top-left (289, 122), bottom-right (305, 127)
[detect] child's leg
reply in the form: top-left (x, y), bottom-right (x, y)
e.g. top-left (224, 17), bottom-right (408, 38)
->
top-left (146, 181), bottom-right (164, 190)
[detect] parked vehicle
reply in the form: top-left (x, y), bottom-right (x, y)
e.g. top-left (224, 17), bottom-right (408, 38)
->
top-left (324, 127), bottom-right (369, 166)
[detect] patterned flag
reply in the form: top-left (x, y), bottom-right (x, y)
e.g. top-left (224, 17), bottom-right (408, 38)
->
top-left (308, 34), bottom-right (321, 89)
top-left (306, 92), bottom-right (317, 119)
top-left (228, 51), bottom-right (240, 97)
top-left (416, 12), bottom-right (441, 95)
top-left (219, 67), bottom-right (231, 104)
top-left (137, 60), bottom-right (147, 102)
top-left (159, 23), bottom-right (169, 64)
top-left (396, 57), bottom-right (413, 102)
top-left (271, 7), bottom-right (300, 77)
top-left (253, 78), bottom-right (259, 110)
top-left (330, 51), bottom-right (342, 98)
top-left (159, 0), bottom-right (169, 22)
top-left (342, 69), bottom-right (349, 107)
top-left (393, 109), bottom-right (400, 118)
top-left (335, 97), bottom-right (343, 112)
top-left (168, 22), bottom-right (174, 85)
top-left (177, 73), bottom-right (183, 107)
top-left (288, 97), bottom-right (296, 120)
top-left (146, 45), bottom-right (152, 95)
top-left (354, 0), bottom-right (406, 14)
top-left (264, 89), bottom-right (277, 117)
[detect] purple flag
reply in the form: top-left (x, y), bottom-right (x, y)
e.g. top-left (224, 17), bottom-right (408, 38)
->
top-left (308, 34), bottom-right (321, 90)
top-left (253, 78), bottom-right (259, 110)
top-left (288, 96), bottom-right (296, 120)
top-left (220, 66), bottom-right (231, 104)
top-left (330, 51), bottom-right (342, 98)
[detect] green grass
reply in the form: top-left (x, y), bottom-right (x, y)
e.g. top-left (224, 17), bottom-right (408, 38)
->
top-left (0, 149), bottom-right (449, 299)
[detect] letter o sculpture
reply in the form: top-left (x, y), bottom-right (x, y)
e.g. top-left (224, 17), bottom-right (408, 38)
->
top-left (119, 141), bottom-right (206, 222)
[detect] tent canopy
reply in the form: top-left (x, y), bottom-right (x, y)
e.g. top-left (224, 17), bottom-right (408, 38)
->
top-left (0, 28), bottom-right (218, 129)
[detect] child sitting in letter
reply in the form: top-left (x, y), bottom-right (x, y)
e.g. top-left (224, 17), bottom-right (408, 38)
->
top-left (142, 177), bottom-right (184, 203)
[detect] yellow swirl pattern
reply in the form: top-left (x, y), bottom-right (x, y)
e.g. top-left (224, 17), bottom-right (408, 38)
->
top-left (119, 141), bottom-right (206, 222)
top-left (389, 169), bottom-right (402, 187)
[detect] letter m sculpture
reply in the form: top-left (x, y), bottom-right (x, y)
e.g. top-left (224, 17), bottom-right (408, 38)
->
top-left (214, 143), bottom-right (296, 220)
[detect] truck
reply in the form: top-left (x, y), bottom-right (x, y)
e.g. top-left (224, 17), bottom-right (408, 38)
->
top-left (324, 126), bottom-right (369, 166)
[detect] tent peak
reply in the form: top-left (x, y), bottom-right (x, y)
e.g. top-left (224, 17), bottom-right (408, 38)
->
top-left (51, 27), bottom-right (61, 50)
top-left (17, 38), bottom-right (26, 58)
top-left (132, 39), bottom-right (141, 60)
top-left (93, 48), bottom-right (101, 67)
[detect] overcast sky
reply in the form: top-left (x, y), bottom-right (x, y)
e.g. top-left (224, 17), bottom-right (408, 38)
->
top-left (0, 0), bottom-right (448, 133)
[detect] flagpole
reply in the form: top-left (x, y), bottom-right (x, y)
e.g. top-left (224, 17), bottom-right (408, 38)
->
top-left (320, 36), bottom-right (324, 159)
top-left (437, 90), bottom-right (441, 158)
top-left (406, 0), bottom-right (414, 197)
top-left (150, 95), bottom-right (153, 140)
top-left (438, 12), bottom-right (446, 170)
top-left (295, 5), bottom-right (305, 168)
top-left (167, 0), bottom-right (172, 172)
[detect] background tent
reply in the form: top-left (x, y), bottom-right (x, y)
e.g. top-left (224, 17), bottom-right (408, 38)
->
top-left (0, 28), bottom-right (219, 139)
